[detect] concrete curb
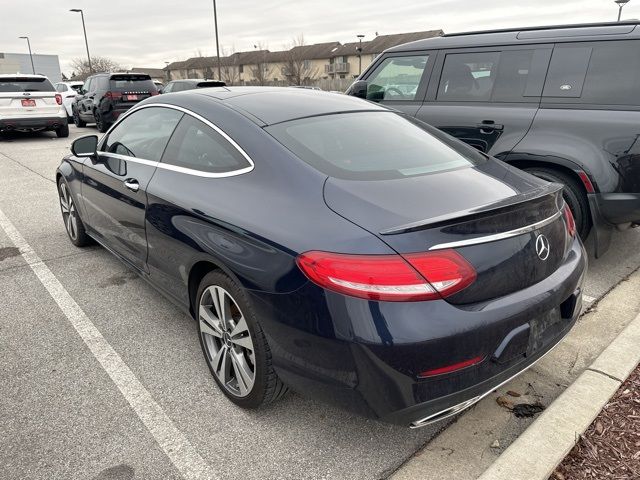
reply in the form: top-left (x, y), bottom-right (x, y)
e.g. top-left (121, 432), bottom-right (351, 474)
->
top-left (476, 312), bottom-right (640, 480)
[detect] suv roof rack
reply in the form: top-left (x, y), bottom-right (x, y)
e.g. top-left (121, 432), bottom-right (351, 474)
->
top-left (443, 20), bottom-right (639, 37)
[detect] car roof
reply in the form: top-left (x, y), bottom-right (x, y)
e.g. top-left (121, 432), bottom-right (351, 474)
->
top-left (386, 21), bottom-right (640, 52)
top-left (0, 74), bottom-right (49, 79)
top-left (186, 87), bottom-right (388, 125)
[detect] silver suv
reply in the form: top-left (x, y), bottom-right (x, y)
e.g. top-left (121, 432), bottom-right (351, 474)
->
top-left (0, 74), bottom-right (68, 137)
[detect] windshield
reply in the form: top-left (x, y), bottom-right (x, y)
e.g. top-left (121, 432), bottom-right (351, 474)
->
top-left (0, 77), bottom-right (54, 92)
top-left (109, 75), bottom-right (156, 92)
top-left (266, 111), bottom-right (485, 180)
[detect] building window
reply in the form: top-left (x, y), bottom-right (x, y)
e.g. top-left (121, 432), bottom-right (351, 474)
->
top-left (340, 74), bottom-right (346, 79)
top-left (239, 64), bottom-right (244, 73)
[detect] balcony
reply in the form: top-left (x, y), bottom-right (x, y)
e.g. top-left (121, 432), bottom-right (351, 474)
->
top-left (324, 62), bottom-right (350, 74)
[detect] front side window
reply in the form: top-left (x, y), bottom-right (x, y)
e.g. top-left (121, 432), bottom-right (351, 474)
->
top-left (266, 111), bottom-right (484, 180)
top-left (437, 52), bottom-right (500, 102)
top-left (366, 55), bottom-right (429, 101)
top-left (161, 115), bottom-right (251, 173)
top-left (102, 107), bottom-right (183, 161)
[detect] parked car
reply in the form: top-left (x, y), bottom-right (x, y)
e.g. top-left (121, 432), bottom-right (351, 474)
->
top-left (57, 88), bottom-right (585, 427)
top-left (55, 81), bottom-right (84, 120)
top-left (347, 21), bottom-right (640, 257)
top-left (0, 74), bottom-right (68, 137)
top-left (72, 73), bottom-right (158, 133)
top-left (153, 81), bottom-right (164, 91)
top-left (161, 79), bottom-right (226, 94)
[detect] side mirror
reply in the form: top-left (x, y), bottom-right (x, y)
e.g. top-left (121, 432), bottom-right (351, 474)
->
top-left (71, 135), bottom-right (98, 158)
top-left (345, 80), bottom-right (368, 99)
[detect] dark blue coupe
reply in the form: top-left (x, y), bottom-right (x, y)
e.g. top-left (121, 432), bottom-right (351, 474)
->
top-left (57, 87), bottom-right (586, 427)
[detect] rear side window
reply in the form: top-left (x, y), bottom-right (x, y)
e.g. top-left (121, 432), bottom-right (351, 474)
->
top-left (365, 55), bottom-right (429, 101)
top-left (109, 75), bottom-right (156, 92)
top-left (0, 77), bottom-right (54, 92)
top-left (543, 40), bottom-right (640, 105)
top-left (161, 115), bottom-right (252, 173)
top-left (102, 107), bottom-right (183, 161)
top-left (266, 111), bottom-right (484, 180)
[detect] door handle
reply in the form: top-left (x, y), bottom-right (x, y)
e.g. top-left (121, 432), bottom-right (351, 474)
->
top-left (476, 121), bottom-right (504, 133)
top-left (124, 179), bottom-right (139, 192)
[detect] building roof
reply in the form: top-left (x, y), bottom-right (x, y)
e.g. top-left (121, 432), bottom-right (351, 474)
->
top-left (333, 30), bottom-right (443, 57)
top-left (130, 67), bottom-right (165, 77)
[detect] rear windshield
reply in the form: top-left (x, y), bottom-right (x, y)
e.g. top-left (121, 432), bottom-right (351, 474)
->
top-left (0, 77), bottom-right (54, 92)
top-left (266, 111), bottom-right (485, 180)
top-left (109, 75), bottom-right (156, 92)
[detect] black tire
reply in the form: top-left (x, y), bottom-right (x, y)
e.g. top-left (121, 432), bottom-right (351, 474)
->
top-left (94, 110), bottom-right (109, 133)
top-left (57, 177), bottom-right (91, 247)
top-left (56, 123), bottom-right (69, 138)
top-left (73, 107), bottom-right (86, 128)
top-left (196, 270), bottom-right (288, 408)
top-left (525, 167), bottom-right (592, 239)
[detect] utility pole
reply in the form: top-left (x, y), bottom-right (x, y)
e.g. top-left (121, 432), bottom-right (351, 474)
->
top-left (18, 36), bottom-right (35, 74)
top-left (356, 34), bottom-right (365, 76)
top-left (212, 0), bottom-right (222, 81)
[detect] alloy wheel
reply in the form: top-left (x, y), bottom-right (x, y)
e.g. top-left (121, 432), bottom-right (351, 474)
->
top-left (59, 183), bottom-right (78, 240)
top-left (199, 285), bottom-right (256, 397)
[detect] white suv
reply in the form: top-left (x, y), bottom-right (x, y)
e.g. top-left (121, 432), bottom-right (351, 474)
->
top-left (0, 74), bottom-right (69, 137)
top-left (54, 81), bottom-right (84, 120)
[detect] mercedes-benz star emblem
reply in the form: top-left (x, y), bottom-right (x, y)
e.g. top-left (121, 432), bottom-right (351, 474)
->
top-left (536, 234), bottom-right (550, 261)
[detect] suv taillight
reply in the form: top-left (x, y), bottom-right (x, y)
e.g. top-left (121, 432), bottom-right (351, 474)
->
top-left (105, 91), bottom-right (122, 100)
top-left (563, 204), bottom-right (576, 237)
top-left (55, 93), bottom-right (62, 105)
top-left (296, 250), bottom-right (476, 302)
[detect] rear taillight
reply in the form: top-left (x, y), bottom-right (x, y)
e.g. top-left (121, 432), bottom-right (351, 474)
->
top-left (296, 250), bottom-right (476, 302)
top-left (55, 93), bottom-right (62, 105)
top-left (105, 91), bottom-right (122, 100)
top-left (563, 204), bottom-right (576, 237)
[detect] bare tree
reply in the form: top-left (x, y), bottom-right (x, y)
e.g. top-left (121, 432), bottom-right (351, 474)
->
top-left (219, 47), bottom-right (240, 85)
top-left (70, 56), bottom-right (123, 79)
top-left (283, 35), bottom-right (319, 86)
top-left (249, 44), bottom-right (273, 86)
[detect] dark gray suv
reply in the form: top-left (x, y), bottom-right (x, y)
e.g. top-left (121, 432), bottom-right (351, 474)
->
top-left (347, 21), bottom-right (640, 256)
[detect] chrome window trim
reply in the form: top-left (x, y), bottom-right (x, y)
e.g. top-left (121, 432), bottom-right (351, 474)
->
top-left (428, 210), bottom-right (563, 251)
top-left (97, 103), bottom-right (255, 178)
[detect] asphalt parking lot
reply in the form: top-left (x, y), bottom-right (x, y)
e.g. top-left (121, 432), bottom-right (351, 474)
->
top-left (1, 125), bottom-right (640, 480)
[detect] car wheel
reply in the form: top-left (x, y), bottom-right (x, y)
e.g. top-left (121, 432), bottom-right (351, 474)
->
top-left (94, 110), bottom-right (109, 133)
top-left (73, 108), bottom-right (86, 128)
top-left (56, 123), bottom-right (69, 138)
top-left (525, 167), bottom-right (592, 239)
top-left (196, 270), bottom-right (288, 408)
top-left (58, 178), bottom-right (91, 247)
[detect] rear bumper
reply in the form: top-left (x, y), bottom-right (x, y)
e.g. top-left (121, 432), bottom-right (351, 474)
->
top-left (594, 192), bottom-right (640, 225)
top-left (0, 115), bottom-right (67, 131)
top-left (251, 237), bottom-right (587, 426)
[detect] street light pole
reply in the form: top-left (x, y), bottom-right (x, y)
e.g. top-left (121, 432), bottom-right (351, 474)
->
top-left (18, 36), bottom-right (35, 74)
top-left (212, 0), bottom-right (222, 81)
top-left (615, 0), bottom-right (631, 21)
top-left (356, 34), bottom-right (365, 76)
top-left (70, 9), bottom-right (92, 74)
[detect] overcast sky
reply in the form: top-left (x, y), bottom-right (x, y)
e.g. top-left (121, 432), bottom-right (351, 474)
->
top-left (3, 0), bottom-right (640, 75)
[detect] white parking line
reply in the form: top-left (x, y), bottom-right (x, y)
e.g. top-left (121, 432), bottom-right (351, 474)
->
top-left (583, 294), bottom-right (597, 304)
top-left (0, 207), bottom-right (217, 480)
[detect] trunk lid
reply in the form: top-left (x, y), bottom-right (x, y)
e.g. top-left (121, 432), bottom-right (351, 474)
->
top-left (0, 76), bottom-right (59, 117)
top-left (323, 161), bottom-right (569, 304)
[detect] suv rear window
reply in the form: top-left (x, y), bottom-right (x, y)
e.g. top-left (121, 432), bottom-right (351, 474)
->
top-left (0, 77), bottom-right (54, 92)
top-left (109, 75), bottom-right (156, 92)
top-left (266, 111), bottom-right (485, 180)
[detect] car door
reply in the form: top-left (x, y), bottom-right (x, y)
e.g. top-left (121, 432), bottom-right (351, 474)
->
top-left (416, 45), bottom-right (551, 157)
top-left (81, 106), bottom-right (183, 271)
top-left (77, 78), bottom-right (94, 120)
top-left (360, 52), bottom-right (434, 117)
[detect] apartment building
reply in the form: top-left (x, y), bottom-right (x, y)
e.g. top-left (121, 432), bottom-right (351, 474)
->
top-left (164, 30), bottom-right (443, 89)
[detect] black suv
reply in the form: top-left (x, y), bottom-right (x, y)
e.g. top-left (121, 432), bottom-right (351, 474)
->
top-left (347, 21), bottom-right (640, 256)
top-left (160, 79), bottom-right (225, 94)
top-left (72, 73), bottom-right (158, 133)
